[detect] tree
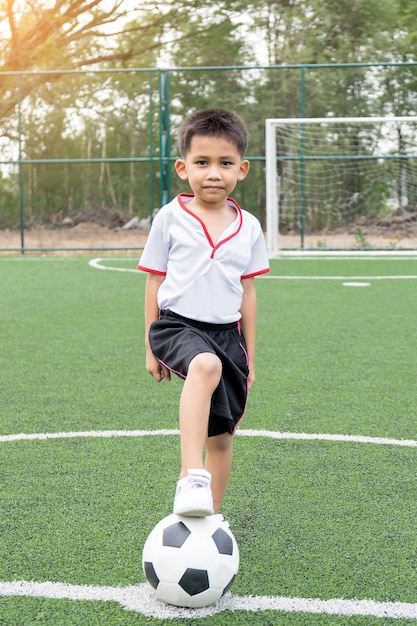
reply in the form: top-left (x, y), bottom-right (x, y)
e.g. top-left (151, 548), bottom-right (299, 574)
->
top-left (2, 0), bottom-right (417, 231)
top-left (0, 0), bottom-right (238, 121)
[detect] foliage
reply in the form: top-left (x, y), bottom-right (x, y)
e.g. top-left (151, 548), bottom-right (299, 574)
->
top-left (0, 170), bottom-right (18, 227)
top-left (1, 0), bottom-right (417, 229)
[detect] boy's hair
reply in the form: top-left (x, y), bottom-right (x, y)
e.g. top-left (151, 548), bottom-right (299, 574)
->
top-left (178, 108), bottom-right (248, 158)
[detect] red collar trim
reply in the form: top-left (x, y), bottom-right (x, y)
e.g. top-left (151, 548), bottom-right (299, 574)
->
top-left (178, 194), bottom-right (243, 257)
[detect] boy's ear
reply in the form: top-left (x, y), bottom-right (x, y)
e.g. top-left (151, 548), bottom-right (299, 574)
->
top-left (238, 159), bottom-right (250, 181)
top-left (175, 159), bottom-right (188, 180)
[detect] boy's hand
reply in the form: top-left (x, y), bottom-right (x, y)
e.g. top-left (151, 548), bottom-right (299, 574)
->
top-left (146, 350), bottom-right (171, 382)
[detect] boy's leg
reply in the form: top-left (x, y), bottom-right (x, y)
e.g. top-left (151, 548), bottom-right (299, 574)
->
top-left (179, 352), bottom-right (222, 476)
top-left (173, 352), bottom-right (222, 516)
top-left (204, 432), bottom-right (233, 514)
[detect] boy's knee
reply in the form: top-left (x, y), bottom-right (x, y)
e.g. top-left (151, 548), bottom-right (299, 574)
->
top-left (189, 352), bottom-right (222, 381)
top-left (207, 431), bottom-right (233, 452)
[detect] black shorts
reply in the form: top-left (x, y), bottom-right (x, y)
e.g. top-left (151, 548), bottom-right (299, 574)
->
top-left (148, 309), bottom-right (249, 437)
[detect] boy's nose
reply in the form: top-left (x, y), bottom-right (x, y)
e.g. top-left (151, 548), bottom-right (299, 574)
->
top-left (207, 165), bottom-right (221, 178)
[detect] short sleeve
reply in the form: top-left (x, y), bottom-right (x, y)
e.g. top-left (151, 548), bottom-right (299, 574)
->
top-left (137, 218), bottom-right (168, 275)
top-left (241, 226), bottom-right (270, 279)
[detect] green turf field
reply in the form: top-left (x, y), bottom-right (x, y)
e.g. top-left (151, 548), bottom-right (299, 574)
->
top-left (1, 255), bottom-right (417, 625)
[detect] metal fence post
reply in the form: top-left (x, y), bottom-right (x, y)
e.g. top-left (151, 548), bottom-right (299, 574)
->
top-left (17, 76), bottom-right (25, 254)
top-left (299, 66), bottom-right (305, 249)
top-left (158, 70), bottom-right (171, 209)
top-left (148, 70), bottom-right (155, 221)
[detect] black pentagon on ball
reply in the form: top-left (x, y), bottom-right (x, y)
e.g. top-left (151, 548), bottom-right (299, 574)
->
top-left (179, 568), bottom-right (209, 595)
top-left (211, 527), bottom-right (234, 555)
top-left (163, 521), bottom-right (191, 548)
top-left (143, 561), bottom-right (159, 590)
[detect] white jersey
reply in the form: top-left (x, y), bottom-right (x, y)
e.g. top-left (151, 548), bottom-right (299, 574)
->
top-left (138, 194), bottom-right (270, 323)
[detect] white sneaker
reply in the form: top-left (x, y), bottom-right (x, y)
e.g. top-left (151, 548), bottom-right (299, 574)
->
top-left (173, 468), bottom-right (214, 517)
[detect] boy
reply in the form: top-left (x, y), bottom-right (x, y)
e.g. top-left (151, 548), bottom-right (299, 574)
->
top-left (138, 108), bottom-right (270, 517)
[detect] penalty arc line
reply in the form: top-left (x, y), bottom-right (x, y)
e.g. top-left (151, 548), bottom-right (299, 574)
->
top-left (1, 581), bottom-right (417, 620)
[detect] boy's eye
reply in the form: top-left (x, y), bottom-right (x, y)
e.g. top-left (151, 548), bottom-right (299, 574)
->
top-left (221, 161), bottom-right (233, 166)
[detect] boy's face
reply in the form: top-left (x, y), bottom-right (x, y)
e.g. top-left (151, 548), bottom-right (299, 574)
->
top-left (175, 134), bottom-right (249, 208)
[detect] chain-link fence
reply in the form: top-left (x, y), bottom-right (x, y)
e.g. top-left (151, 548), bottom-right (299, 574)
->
top-left (1, 62), bottom-right (417, 253)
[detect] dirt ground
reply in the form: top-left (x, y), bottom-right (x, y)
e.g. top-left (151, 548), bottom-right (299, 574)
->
top-left (0, 222), bottom-right (150, 255)
top-left (1, 208), bottom-right (417, 255)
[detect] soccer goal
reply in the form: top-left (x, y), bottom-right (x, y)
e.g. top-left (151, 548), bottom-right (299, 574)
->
top-left (265, 116), bottom-right (417, 256)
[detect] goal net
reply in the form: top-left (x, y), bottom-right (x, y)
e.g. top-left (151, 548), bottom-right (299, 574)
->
top-left (265, 116), bottom-right (417, 256)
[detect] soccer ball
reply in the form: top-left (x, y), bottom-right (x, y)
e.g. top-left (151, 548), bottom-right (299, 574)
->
top-left (142, 513), bottom-right (239, 608)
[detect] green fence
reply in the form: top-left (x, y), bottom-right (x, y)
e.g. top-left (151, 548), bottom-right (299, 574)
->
top-left (1, 62), bottom-right (417, 254)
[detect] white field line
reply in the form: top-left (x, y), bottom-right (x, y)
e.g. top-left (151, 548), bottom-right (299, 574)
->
top-left (1, 428), bottom-right (417, 448)
top-left (89, 258), bottom-right (138, 272)
top-left (280, 250), bottom-right (417, 258)
top-left (0, 581), bottom-right (417, 620)
top-left (264, 275), bottom-right (417, 279)
top-left (239, 429), bottom-right (417, 447)
top-left (88, 257), bottom-right (417, 279)
top-left (0, 428), bottom-right (180, 443)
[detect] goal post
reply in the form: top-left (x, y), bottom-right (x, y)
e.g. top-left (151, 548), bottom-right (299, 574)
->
top-left (265, 116), bottom-right (417, 256)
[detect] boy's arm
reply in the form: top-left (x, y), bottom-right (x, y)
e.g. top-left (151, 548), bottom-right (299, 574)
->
top-left (240, 277), bottom-right (257, 390)
top-left (144, 273), bottom-right (171, 382)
